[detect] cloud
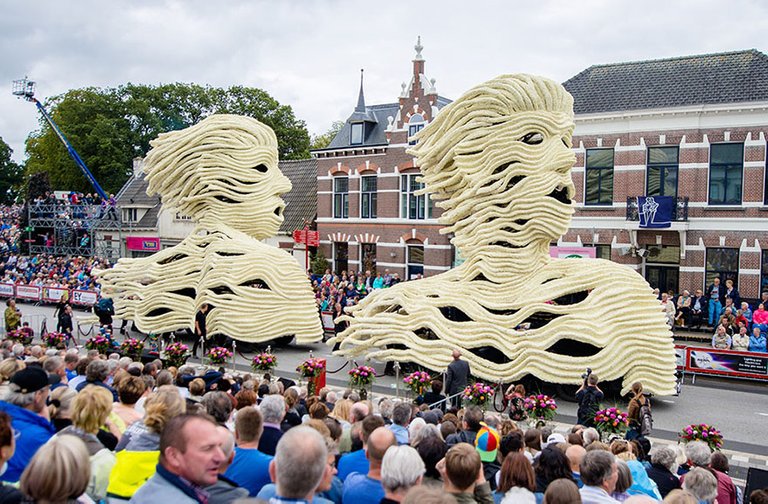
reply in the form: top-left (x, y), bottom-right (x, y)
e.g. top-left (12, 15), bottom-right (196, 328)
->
top-left (1, 0), bottom-right (767, 164)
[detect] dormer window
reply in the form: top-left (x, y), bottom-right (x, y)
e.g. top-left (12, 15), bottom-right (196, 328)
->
top-left (408, 114), bottom-right (425, 145)
top-left (350, 123), bottom-right (364, 145)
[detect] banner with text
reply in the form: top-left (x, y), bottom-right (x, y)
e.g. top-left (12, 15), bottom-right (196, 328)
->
top-left (685, 347), bottom-right (768, 380)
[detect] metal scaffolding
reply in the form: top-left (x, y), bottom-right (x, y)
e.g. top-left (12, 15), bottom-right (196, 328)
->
top-left (27, 203), bottom-right (124, 259)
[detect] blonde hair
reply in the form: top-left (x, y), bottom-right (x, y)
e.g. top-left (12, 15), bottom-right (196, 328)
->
top-left (143, 114), bottom-right (285, 239)
top-left (330, 398), bottom-right (351, 422)
top-left (144, 385), bottom-right (186, 433)
top-left (20, 434), bottom-right (91, 502)
top-left (72, 385), bottom-right (113, 434)
top-left (48, 387), bottom-right (76, 420)
top-left (409, 74), bottom-right (573, 203)
top-left (0, 358), bottom-right (25, 382)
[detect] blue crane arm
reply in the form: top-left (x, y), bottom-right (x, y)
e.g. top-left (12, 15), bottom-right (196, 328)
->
top-left (33, 98), bottom-right (109, 201)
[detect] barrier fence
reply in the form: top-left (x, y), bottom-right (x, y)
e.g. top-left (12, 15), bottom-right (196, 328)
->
top-left (675, 344), bottom-right (768, 382)
top-left (0, 283), bottom-right (98, 306)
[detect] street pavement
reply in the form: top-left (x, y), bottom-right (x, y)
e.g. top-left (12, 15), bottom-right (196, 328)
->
top-left (14, 300), bottom-right (768, 482)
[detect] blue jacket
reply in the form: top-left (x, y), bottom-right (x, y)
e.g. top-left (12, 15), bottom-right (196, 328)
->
top-left (749, 334), bottom-right (767, 353)
top-left (0, 401), bottom-right (56, 482)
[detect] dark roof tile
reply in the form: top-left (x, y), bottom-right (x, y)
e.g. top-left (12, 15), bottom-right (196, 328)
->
top-left (564, 49), bottom-right (768, 114)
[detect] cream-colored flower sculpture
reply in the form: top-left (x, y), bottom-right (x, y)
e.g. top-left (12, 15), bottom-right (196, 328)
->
top-left (332, 75), bottom-right (677, 395)
top-left (97, 115), bottom-right (322, 344)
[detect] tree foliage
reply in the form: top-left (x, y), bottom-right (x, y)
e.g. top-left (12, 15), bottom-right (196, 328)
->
top-left (310, 120), bottom-right (345, 150)
top-left (24, 84), bottom-right (311, 194)
top-left (0, 137), bottom-right (23, 204)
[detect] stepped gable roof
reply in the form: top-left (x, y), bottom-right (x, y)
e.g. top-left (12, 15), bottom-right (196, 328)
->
top-left (564, 49), bottom-right (768, 114)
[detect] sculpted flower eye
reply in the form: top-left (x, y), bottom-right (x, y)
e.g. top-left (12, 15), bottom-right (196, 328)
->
top-left (520, 132), bottom-right (544, 145)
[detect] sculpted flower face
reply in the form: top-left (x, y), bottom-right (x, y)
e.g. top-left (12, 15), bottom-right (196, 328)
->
top-left (143, 115), bottom-right (291, 240)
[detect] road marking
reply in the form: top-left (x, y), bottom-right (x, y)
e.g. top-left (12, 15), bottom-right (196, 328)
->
top-left (661, 399), bottom-right (675, 404)
top-left (756, 412), bottom-right (768, 417)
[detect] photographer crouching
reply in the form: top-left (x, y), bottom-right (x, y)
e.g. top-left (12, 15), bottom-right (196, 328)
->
top-left (576, 368), bottom-right (603, 428)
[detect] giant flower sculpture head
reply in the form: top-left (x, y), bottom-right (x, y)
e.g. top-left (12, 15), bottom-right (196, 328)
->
top-left (408, 75), bottom-right (576, 260)
top-left (143, 114), bottom-right (291, 240)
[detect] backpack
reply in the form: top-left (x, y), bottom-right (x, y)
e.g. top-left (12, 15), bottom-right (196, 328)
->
top-left (639, 399), bottom-right (653, 436)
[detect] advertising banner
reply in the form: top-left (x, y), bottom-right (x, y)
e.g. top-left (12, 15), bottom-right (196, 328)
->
top-left (71, 289), bottom-right (98, 306)
top-left (42, 287), bottom-right (69, 303)
top-left (126, 236), bottom-right (160, 251)
top-left (549, 246), bottom-right (597, 259)
top-left (686, 347), bottom-right (768, 380)
top-left (15, 285), bottom-right (41, 301)
top-left (675, 345), bottom-right (686, 369)
top-left (0, 284), bottom-right (14, 297)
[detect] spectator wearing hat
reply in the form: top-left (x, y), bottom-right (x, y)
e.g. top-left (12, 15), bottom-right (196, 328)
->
top-left (343, 426), bottom-right (397, 504)
top-left (475, 423), bottom-right (501, 490)
top-left (0, 366), bottom-right (55, 483)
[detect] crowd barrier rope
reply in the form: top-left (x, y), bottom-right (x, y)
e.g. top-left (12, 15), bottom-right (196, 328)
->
top-left (0, 282), bottom-right (97, 307)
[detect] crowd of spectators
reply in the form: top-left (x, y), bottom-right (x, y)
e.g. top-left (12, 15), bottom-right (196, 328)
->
top-left (0, 338), bottom-right (762, 504)
top-left (0, 204), bottom-right (108, 300)
top-left (655, 279), bottom-right (768, 353)
top-left (0, 206), bottom-right (22, 258)
top-left (310, 269), bottom-right (405, 331)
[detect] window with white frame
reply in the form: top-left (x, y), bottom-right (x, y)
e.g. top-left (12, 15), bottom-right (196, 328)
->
top-left (123, 208), bottom-right (138, 223)
top-left (360, 176), bottom-right (377, 219)
top-left (407, 244), bottom-right (424, 280)
top-left (709, 143), bottom-right (743, 205)
top-left (400, 174), bottom-right (431, 220)
top-left (333, 177), bottom-right (349, 219)
top-left (585, 148), bottom-right (614, 205)
top-left (350, 123), bottom-right (364, 145)
top-left (408, 114), bottom-right (425, 145)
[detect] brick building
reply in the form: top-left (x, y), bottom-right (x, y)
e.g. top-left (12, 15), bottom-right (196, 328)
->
top-left (313, 38), bottom-right (453, 279)
top-left (562, 49), bottom-right (768, 300)
top-left (314, 47), bottom-right (768, 300)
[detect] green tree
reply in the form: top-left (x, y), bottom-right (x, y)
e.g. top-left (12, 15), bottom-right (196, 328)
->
top-left (0, 137), bottom-right (23, 204)
top-left (24, 84), bottom-right (311, 195)
top-left (310, 120), bottom-right (345, 150)
top-left (310, 248), bottom-right (330, 275)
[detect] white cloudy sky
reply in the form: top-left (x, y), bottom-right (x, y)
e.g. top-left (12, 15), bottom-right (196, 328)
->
top-left (1, 0), bottom-right (767, 162)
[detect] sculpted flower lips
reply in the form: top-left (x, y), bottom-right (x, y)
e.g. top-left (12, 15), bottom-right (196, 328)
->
top-left (546, 184), bottom-right (573, 204)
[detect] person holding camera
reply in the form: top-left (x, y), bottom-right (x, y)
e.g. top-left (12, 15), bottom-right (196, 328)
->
top-left (576, 369), bottom-right (603, 428)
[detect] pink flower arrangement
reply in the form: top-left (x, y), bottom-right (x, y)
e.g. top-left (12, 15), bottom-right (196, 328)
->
top-left (207, 346), bottom-right (233, 365)
top-left (120, 338), bottom-right (144, 358)
top-left (680, 423), bottom-right (723, 451)
top-left (403, 371), bottom-right (432, 396)
top-left (463, 382), bottom-right (495, 406)
top-left (348, 365), bottom-right (376, 388)
top-left (163, 342), bottom-right (190, 368)
top-left (523, 394), bottom-right (558, 421)
top-left (297, 357), bottom-right (325, 378)
top-left (85, 335), bottom-right (112, 354)
top-left (594, 407), bottom-right (630, 435)
top-left (44, 331), bottom-right (69, 348)
top-left (6, 329), bottom-right (33, 345)
top-left (252, 352), bottom-right (277, 372)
